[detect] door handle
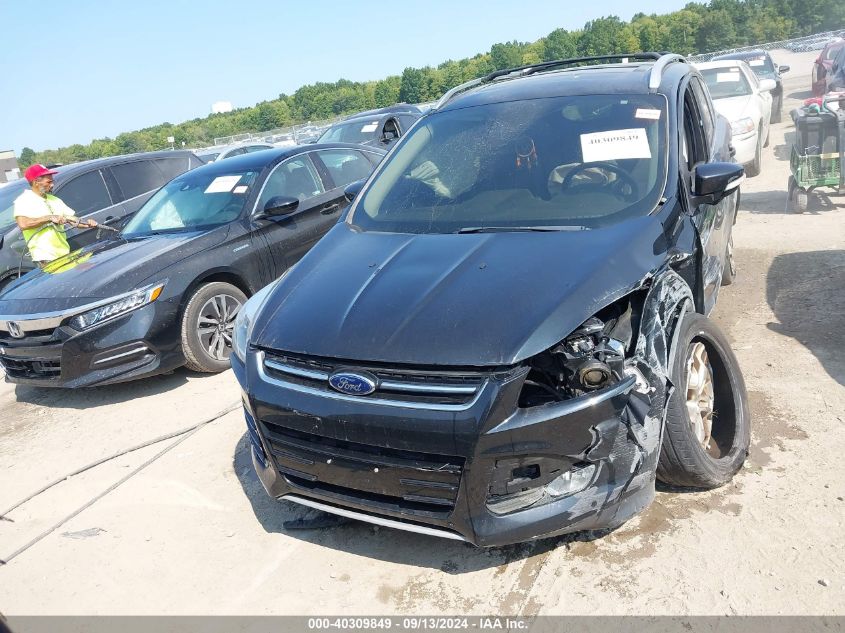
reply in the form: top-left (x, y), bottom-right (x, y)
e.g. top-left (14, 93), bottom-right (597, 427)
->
top-left (321, 204), bottom-right (341, 215)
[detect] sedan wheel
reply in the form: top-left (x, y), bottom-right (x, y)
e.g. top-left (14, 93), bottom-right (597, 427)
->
top-left (181, 281), bottom-right (247, 372)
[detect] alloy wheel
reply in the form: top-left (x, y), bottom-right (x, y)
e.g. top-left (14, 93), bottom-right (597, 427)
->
top-left (685, 341), bottom-right (715, 452)
top-left (196, 293), bottom-right (242, 360)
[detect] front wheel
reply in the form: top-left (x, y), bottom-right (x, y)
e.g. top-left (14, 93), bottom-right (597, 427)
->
top-left (745, 128), bottom-right (762, 177)
top-left (770, 95), bottom-right (782, 123)
top-left (657, 313), bottom-right (750, 489)
top-left (181, 282), bottom-right (247, 372)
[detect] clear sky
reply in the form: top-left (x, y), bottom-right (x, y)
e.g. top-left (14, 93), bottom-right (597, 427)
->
top-left (0, 0), bottom-right (692, 154)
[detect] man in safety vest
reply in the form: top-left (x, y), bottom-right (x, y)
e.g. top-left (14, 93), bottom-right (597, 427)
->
top-left (13, 164), bottom-right (97, 267)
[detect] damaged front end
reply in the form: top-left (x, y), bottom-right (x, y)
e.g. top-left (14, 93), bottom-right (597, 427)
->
top-left (235, 271), bottom-right (695, 547)
top-left (475, 271), bottom-right (693, 543)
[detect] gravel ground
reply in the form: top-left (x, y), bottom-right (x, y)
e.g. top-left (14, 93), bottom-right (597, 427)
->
top-left (0, 49), bottom-right (843, 616)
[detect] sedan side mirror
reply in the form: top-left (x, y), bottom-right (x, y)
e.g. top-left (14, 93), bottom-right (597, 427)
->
top-left (692, 162), bottom-right (745, 206)
top-left (344, 179), bottom-right (366, 203)
top-left (779, 65), bottom-right (790, 73)
top-left (256, 196), bottom-right (299, 220)
top-left (759, 78), bottom-right (777, 92)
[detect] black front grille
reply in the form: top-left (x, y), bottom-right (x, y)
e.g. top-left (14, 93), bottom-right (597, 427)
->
top-left (0, 328), bottom-right (58, 346)
top-left (0, 355), bottom-right (61, 380)
top-left (262, 422), bottom-right (464, 517)
top-left (262, 350), bottom-right (487, 406)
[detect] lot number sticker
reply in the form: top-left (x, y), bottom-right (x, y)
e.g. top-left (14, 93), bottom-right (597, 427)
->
top-left (716, 71), bottom-right (741, 82)
top-left (749, 59), bottom-right (765, 66)
top-left (580, 128), bottom-right (652, 163)
top-left (205, 175), bottom-right (242, 193)
top-left (361, 122), bottom-right (379, 133)
top-left (635, 108), bottom-right (661, 120)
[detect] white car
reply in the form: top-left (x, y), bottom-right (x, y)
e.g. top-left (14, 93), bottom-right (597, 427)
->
top-left (194, 142), bottom-right (274, 163)
top-left (696, 60), bottom-right (774, 177)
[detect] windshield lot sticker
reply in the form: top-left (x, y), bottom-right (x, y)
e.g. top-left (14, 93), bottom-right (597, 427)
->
top-left (232, 185), bottom-right (248, 194)
top-left (361, 122), bottom-right (379, 133)
top-left (749, 59), bottom-right (765, 66)
top-left (716, 72), bottom-right (741, 82)
top-left (635, 108), bottom-right (661, 120)
top-left (204, 175), bottom-right (241, 194)
top-left (581, 128), bottom-right (651, 162)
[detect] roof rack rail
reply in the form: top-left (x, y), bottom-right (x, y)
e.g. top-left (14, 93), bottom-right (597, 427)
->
top-left (648, 53), bottom-right (686, 92)
top-left (435, 52), bottom-right (683, 109)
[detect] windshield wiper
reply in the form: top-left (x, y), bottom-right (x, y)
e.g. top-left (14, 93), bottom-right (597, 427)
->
top-left (455, 225), bottom-right (589, 234)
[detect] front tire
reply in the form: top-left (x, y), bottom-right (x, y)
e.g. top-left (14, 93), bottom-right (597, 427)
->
top-left (745, 128), bottom-right (763, 177)
top-left (657, 313), bottom-right (750, 489)
top-left (181, 282), bottom-right (247, 372)
top-left (770, 94), bottom-right (782, 123)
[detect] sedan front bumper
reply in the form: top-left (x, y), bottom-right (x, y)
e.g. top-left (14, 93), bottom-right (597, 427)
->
top-left (0, 301), bottom-right (184, 388)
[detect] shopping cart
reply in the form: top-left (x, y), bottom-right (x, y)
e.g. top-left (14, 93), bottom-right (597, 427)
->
top-left (787, 95), bottom-right (845, 212)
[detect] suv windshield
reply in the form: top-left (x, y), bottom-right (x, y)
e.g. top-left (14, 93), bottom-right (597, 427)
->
top-left (122, 168), bottom-right (257, 236)
top-left (700, 67), bottom-right (752, 99)
top-left (318, 120), bottom-right (379, 144)
top-left (351, 94), bottom-right (668, 233)
top-left (729, 55), bottom-right (775, 76)
top-left (0, 180), bottom-right (28, 232)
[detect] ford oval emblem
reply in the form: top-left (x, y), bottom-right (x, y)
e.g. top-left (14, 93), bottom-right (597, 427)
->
top-left (328, 370), bottom-right (378, 396)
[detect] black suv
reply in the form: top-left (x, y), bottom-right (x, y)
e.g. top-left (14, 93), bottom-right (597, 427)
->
top-left (712, 50), bottom-right (790, 122)
top-left (317, 105), bottom-right (423, 149)
top-left (231, 54), bottom-right (750, 547)
top-left (0, 151), bottom-right (203, 292)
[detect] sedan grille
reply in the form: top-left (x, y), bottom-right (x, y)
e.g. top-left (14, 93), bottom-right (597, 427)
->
top-left (0, 355), bottom-right (61, 380)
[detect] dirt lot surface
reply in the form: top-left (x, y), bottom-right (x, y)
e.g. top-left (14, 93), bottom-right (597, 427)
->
top-left (1, 49), bottom-right (843, 616)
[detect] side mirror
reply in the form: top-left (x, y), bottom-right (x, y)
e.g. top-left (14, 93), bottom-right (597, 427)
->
top-left (691, 162), bottom-right (745, 206)
top-left (344, 179), bottom-right (366, 203)
top-left (759, 78), bottom-right (777, 92)
top-left (779, 65), bottom-right (790, 74)
top-left (256, 196), bottom-right (299, 219)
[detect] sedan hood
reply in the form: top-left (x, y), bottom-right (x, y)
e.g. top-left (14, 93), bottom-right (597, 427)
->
top-left (0, 229), bottom-right (227, 315)
top-left (253, 219), bottom-right (667, 366)
top-left (712, 95), bottom-right (755, 122)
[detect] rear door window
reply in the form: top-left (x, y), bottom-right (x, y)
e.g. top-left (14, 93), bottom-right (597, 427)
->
top-left (153, 156), bottom-right (192, 181)
top-left (57, 170), bottom-right (113, 215)
top-left (109, 160), bottom-right (168, 200)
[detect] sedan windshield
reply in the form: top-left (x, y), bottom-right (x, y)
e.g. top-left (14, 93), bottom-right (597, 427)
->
top-left (318, 120), bottom-right (379, 144)
top-left (122, 169), bottom-right (257, 236)
top-left (700, 67), bottom-right (752, 99)
top-left (351, 94), bottom-right (668, 233)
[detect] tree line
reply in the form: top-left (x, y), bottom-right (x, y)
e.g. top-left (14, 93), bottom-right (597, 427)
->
top-left (20, 0), bottom-right (844, 168)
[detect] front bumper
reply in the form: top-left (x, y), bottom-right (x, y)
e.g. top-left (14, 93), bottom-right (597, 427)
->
top-left (233, 350), bottom-right (662, 547)
top-left (732, 130), bottom-right (759, 166)
top-left (0, 301), bottom-right (184, 388)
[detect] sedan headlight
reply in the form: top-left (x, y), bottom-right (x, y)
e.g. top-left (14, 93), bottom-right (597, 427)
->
top-left (69, 282), bottom-right (166, 330)
top-left (232, 276), bottom-right (284, 363)
top-left (730, 117), bottom-right (756, 136)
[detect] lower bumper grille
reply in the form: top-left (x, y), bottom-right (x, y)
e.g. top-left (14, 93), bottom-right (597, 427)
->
top-left (262, 422), bottom-right (464, 517)
top-left (0, 355), bottom-right (61, 379)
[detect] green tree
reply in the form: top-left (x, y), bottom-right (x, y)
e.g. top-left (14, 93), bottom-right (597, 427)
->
top-left (19, 147), bottom-right (35, 168)
top-left (490, 41), bottom-right (525, 69)
top-left (543, 28), bottom-right (577, 60)
top-left (695, 9), bottom-right (737, 52)
top-left (578, 16), bottom-right (630, 56)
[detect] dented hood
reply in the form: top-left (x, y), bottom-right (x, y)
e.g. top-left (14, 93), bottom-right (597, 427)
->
top-left (252, 218), bottom-right (667, 366)
top-left (0, 229), bottom-right (227, 315)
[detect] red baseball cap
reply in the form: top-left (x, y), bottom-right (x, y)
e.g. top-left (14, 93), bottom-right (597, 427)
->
top-left (24, 164), bottom-right (59, 182)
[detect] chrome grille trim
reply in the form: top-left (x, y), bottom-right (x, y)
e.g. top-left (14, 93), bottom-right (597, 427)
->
top-left (256, 351), bottom-right (486, 411)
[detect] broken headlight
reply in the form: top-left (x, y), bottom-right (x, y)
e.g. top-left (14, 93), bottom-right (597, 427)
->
top-left (519, 308), bottom-right (632, 408)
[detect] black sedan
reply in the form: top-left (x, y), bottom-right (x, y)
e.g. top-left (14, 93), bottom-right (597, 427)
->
top-left (0, 143), bottom-right (384, 387)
